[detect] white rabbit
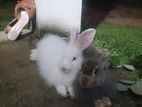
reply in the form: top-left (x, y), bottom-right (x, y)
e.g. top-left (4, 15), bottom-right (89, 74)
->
top-left (30, 28), bottom-right (96, 98)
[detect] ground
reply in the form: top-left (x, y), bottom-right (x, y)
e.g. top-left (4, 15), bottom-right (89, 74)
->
top-left (0, 3), bottom-right (142, 107)
top-left (82, 5), bottom-right (142, 28)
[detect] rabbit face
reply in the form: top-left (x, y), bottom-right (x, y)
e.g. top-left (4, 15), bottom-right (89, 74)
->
top-left (79, 58), bottom-right (99, 88)
top-left (59, 44), bottom-right (83, 74)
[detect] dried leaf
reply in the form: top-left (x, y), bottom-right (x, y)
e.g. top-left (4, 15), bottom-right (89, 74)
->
top-left (123, 64), bottom-right (135, 71)
top-left (131, 79), bottom-right (142, 95)
top-left (117, 82), bottom-right (131, 91)
top-left (118, 79), bottom-right (135, 85)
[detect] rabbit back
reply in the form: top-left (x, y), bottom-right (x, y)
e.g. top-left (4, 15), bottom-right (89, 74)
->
top-left (36, 34), bottom-right (69, 86)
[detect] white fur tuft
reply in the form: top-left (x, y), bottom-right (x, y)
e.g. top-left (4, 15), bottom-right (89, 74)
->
top-left (30, 49), bottom-right (37, 61)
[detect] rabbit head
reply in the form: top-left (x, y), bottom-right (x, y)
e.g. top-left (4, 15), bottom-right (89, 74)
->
top-left (59, 29), bottom-right (96, 74)
top-left (79, 56), bottom-right (110, 88)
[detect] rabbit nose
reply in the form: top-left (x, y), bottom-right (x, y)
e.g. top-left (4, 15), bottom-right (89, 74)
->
top-left (60, 61), bottom-right (69, 72)
top-left (61, 67), bottom-right (66, 72)
top-left (80, 74), bottom-right (93, 88)
top-left (60, 64), bottom-right (68, 72)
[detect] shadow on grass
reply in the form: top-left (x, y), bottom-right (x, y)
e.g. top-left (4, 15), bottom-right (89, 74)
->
top-left (82, 0), bottom-right (114, 30)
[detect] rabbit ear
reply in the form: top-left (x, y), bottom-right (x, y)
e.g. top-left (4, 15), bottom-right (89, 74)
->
top-left (77, 28), bottom-right (96, 52)
top-left (69, 30), bottom-right (78, 45)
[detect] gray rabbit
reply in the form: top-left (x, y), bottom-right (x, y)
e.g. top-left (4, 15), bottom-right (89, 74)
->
top-left (73, 45), bottom-right (117, 107)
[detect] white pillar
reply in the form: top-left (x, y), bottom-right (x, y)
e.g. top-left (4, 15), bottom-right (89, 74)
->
top-left (34, 0), bottom-right (82, 34)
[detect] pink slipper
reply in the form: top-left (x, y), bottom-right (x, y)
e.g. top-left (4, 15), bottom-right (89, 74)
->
top-left (4, 0), bottom-right (36, 40)
top-left (7, 11), bottom-right (29, 40)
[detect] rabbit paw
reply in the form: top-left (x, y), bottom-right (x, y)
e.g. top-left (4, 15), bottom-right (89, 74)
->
top-left (102, 97), bottom-right (112, 107)
top-left (56, 85), bottom-right (68, 97)
top-left (30, 49), bottom-right (37, 61)
top-left (94, 97), bottom-right (112, 107)
top-left (67, 86), bottom-right (75, 99)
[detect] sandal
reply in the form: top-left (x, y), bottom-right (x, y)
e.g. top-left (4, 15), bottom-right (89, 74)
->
top-left (4, 0), bottom-right (36, 40)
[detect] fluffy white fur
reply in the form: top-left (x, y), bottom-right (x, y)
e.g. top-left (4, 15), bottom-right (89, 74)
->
top-left (30, 29), bottom-right (96, 97)
top-left (31, 35), bottom-right (82, 97)
top-left (34, 0), bottom-right (82, 33)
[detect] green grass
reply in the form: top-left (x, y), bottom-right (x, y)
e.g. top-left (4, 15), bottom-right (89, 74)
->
top-left (0, 1), bottom-right (15, 30)
top-left (93, 23), bottom-right (142, 65)
top-left (0, 16), bottom-right (13, 30)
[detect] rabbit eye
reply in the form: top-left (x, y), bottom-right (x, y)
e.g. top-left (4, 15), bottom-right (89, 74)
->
top-left (94, 69), bottom-right (98, 74)
top-left (93, 66), bottom-right (98, 74)
top-left (72, 57), bottom-right (76, 61)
